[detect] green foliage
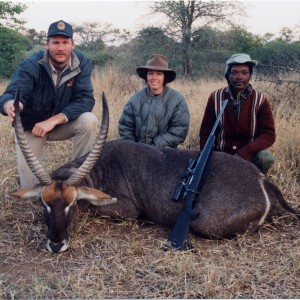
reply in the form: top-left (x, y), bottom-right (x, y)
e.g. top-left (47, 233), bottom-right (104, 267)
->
top-left (108, 27), bottom-right (178, 74)
top-left (251, 39), bottom-right (300, 80)
top-left (0, 1), bottom-right (30, 78)
top-left (188, 26), bottom-right (263, 78)
top-left (132, 27), bottom-right (177, 67)
top-left (1, 3), bottom-right (299, 81)
top-left (0, 1), bottom-right (27, 27)
top-left (0, 26), bottom-right (30, 78)
top-left (26, 28), bottom-right (47, 46)
top-left (223, 27), bottom-right (263, 52)
top-left (278, 27), bottom-right (295, 43)
top-left (150, 0), bottom-right (246, 76)
top-left (110, 22), bottom-right (300, 79)
top-left (86, 49), bottom-right (114, 67)
top-left (73, 21), bottom-right (131, 67)
top-left (77, 38), bottom-right (114, 66)
top-left (77, 37), bottom-right (105, 53)
top-left (252, 39), bottom-right (300, 67)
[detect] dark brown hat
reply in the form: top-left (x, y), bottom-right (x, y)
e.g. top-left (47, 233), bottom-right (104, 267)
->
top-left (136, 54), bottom-right (176, 84)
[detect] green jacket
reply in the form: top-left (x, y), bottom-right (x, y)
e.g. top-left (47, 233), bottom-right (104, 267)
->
top-left (118, 87), bottom-right (190, 148)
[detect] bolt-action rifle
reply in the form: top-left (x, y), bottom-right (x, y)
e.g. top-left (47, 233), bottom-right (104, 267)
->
top-left (167, 99), bottom-right (228, 250)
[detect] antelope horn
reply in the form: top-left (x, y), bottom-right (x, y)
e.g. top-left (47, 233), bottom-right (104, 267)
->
top-left (13, 88), bottom-right (52, 186)
top-left (65, 92), bottom-right (109, 186)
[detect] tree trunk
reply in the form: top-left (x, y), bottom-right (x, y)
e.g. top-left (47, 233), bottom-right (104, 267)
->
top-left (182, 1), bottom-right (194, 78)
top-left (183, 45), bottom-right (192, 78)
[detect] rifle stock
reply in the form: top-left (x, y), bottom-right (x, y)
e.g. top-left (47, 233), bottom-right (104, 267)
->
top-left (166, 99), bottom-right (228, 250)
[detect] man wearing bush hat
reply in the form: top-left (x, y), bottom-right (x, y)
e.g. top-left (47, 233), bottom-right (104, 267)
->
top-left (118, 54), bottom-right (190, 148)
top-left (0, 20), bottom-right (97, 188)
top-left (199, 53), bottom-right (276, 174)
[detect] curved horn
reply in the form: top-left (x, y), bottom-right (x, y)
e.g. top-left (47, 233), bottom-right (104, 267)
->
top-left (65, 92), bottom-right (109, 186)
top-left (13, 88), bottom-right (52, 185)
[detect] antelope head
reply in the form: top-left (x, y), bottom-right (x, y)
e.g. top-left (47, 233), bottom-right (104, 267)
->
top-left (10, 89), bottom-right (117, 253)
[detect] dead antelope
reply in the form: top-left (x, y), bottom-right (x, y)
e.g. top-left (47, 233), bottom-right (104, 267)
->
top-left (10, 93), bottom-right (299, 253)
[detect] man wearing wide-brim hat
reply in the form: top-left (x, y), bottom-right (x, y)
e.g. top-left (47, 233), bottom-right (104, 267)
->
top-left (118, 54), bottom-right (190, 148)
top-left (199, 53), bottom-right (276, 174)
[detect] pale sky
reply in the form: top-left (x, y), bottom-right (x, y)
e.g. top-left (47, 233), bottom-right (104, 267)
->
top-left (19, 0), bottom-right (300, 37)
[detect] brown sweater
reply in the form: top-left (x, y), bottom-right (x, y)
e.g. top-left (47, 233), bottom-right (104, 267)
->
top-left (199, 87), bottom-right (276, 161)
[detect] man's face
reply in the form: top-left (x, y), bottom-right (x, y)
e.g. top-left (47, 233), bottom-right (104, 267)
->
top-left (229, 64), bottom-right (251, 92)
top-left (46, 36), bottom-right (74, 68)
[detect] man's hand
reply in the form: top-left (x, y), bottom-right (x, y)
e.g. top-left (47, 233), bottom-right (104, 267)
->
top-left (32, 120), bottom-right (56, 138)
top-left (3, 100), bottom-right (23, 122)
top-left (32, 113), bottom-right (67, 138)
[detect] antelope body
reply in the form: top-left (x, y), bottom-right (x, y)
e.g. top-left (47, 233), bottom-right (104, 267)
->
top-left (11, 93), bottom-right (299, 253)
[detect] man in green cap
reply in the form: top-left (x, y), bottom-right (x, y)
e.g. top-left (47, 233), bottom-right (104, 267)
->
top-left (199, 53), bottom-right (276, 174)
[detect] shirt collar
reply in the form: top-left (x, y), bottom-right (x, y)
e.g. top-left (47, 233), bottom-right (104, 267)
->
top-left (226, 84), bottom-right (253, 119)
top-left (48, 56), bottom-right (72, 73)
top-left (227, 84), bottom-right (253, 101)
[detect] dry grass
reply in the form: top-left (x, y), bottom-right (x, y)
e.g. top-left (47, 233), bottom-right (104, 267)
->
top-left (0, 68), bottom-right (299, 299)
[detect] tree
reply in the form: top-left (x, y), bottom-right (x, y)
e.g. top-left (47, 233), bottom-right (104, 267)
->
top-left (72, 22), bottom-right (117, 66)
top-left (150, 0), bottom-right (245, 77)
top-left (278, 27), bottom-right (294, 43)
top-left (130, 27), bottom-right (177, 68)
top-left (0, 26), bottom-right (30, 78)
top-left (0, 1), bottom-right (26, 27)
top-left (72, 21), bottom-right (130, 48)
top-left (252, 39), bottom-right (300, 70)
top-left (72, 21), bottom-right (132, 66)
top-left (0, 1), bottom-right (29, 78)
top-left (26, 28), bottom-right (46, 46)
top-left (224, 26), bottom-right (263, 52)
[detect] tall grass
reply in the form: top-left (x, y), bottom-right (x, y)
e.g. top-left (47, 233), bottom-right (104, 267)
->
top-left (0, 67), bottom-right (299, 299)
top-left (92, 66), bottom-right (299, 207)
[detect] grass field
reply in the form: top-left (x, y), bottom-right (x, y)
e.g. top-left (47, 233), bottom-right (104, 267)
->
top-left (0, 67), bottom-right (299, 299)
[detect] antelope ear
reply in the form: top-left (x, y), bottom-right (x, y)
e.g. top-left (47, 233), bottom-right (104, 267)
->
top-left (77, 186), bottom-right (118, 206)
top-left (8, 186), bottom-right (42, 200)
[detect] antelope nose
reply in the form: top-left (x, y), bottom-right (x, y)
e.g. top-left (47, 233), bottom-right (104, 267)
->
top-left (49, 242), bottom-right (64, 253)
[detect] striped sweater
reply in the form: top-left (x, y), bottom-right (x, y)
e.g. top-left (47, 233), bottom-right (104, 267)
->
top-left (199, 86), bottom-right (276, 161)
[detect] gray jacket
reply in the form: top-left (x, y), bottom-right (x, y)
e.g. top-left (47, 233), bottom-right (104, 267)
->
top-left (118, 87), bottom-right (190, 148)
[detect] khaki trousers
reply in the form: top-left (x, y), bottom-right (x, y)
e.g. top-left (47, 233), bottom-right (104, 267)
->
top-left (15, 112), bottom-right (98, 188)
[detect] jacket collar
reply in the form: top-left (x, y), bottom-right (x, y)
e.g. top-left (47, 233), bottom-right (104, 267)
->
top-left (39, 50), bottom-right (81, 88)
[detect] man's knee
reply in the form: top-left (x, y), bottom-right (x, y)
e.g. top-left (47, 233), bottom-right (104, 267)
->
top-left (71, 113), bottom-right (98, 159)
top-left (252, 149), bottom-right (275, 174)
top-left (76, 112), bottom-right (98, 133)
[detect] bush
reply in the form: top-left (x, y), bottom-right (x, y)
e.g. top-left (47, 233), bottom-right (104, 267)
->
top-left (0, 26), bottom-right (30, 78)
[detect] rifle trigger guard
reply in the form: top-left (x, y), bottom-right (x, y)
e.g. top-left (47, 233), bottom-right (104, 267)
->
top-left (185, 188), bottom-right (199, 195)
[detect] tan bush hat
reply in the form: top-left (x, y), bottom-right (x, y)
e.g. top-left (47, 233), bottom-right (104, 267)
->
top-left (225, 53), bottom-right (258, 78)
top-left (136, 54), bottom-right (176, 84)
